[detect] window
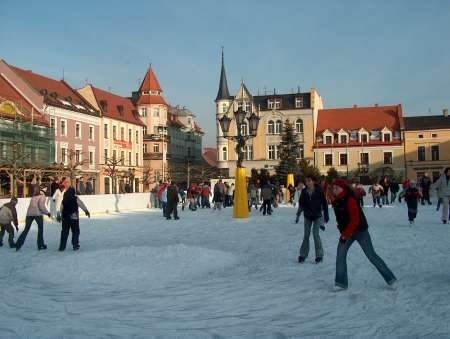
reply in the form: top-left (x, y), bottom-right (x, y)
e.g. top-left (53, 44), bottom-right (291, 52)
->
top-left (274, 99), bottom-right (281, 109)
top-left (141, 107), bottom-right (147, 117)
top-left (245, 145), bottom-right (253, 160)
top-left (431, 145), bottom-right (439, 161)
top-left (113, 126), bottom-right (117, 140)
top-left (222, 146), bottom-right (227, 161)
top-left (104, 124), bottom-right (108, 138)
top-left (360, 152), bottom-right (369, 165)
top-left (295, 119), bottom-right (303, 133)
top-left (325, 153), bottom-right (333, 166)
top-left (339, 153), bottom-right (348, 166)
top-left (297, 144), bottom-right (304, 159)
top-left (383, 152), bottom-right (393, 165)
top-left (143, 126), bottom-right (147, 135)
top-left (143, 144), bottom-right (147, 154)
top-left (153, 107), bottom-right (160, 117)
top-left (418, 134), bottom-right (423, 139)
top-left (121, 127), bottom-right (125, 140)
top-left (50, 117), bottom-right (56, 134)
top-left (267, 120), bottom-right (275, 134)
top-left (89, 151), bottom-right (94, 165)
top-left (222, 103), bottom-right (227, 113)
top-left (275, 120), bottom-right (282, 134)
top-left (240, 123), bottom-right (248, 136)
top-left (432, 133), bottom-right (437, 138)
top-left (75, 123), bottom-right (81, 138)
top-left (383, 133), bottom-right (391, 142)
top-left (128, 129), bottom-right (131, 141)
top-left (112, 150), bottom-right (117, 161)
top-left (268, 145), bottom-right (276, 160)
top-left (268, 100), bottom-right (274, 109)
top-left (325, 135), bottom-right (333, 144)
top-left (243, 101), bottom-right (251, 112)
top-left (104, 149), bottom-right (108, 162)
top-left (61, 148), bottom-right (67, 164)
top-left (89, 126), bottom-right (94, 140)
top-left (360, 133), bottom-right (368, 143)
top-left (417, 146), bottom-right (426, 161)
top-left (295, 97), bottom-right (303, 108)
top-left (135, 153), bottom-right (139, 166)
top-left (135, 131), bottom-right (139, 143)
top-left (276, 145), bottom-right (281, 159)
top-left (60, 120), bottom-right (66, 136)
top-left (340, 135), bottom-right (347, 144)
top-left (75, 150), bottom-right (81, 163)
top-left (128, 152), bottom-right (132, 165)
top-left (153, 144), bottom-right (159, 153)
top-left (121, 151), bottom-right (125, 165)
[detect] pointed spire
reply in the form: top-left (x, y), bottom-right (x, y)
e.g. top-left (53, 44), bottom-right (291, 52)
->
top-left (216, 47), bottom-right (230, 101)
top-left (138, 64), bottom-right (162, 93)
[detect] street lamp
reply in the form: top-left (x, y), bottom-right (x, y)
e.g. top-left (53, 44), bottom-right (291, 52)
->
top-left (218, 106), bottom-right (260, 218)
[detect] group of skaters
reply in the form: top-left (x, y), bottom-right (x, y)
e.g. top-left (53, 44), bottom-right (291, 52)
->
top-left (0, 177), bottom-right (90, 252)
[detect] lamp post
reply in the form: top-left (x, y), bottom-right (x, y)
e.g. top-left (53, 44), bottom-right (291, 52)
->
top-left (218, 106), bottom-right (260, 218)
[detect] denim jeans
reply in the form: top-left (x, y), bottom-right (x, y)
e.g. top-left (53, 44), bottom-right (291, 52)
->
top-left (16, 216), bottom-right (45, 248)
top-left (299, 217), bottom-right (324, 259)
top-left (372, 196), bottom-right (381, 207)
top-left (335, 230), bottom-right (396, 288)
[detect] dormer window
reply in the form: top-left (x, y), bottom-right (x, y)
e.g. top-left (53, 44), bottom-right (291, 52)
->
top-left (268, 99), bottom-right (281, 109)
top-left (381, 127), bottom-right (392, 142)
top-left (323, 130), bottom-right (334, 144)
top-left (383, 133), bottom-right (391, 142)
top-left (337, 130), bottom-right (349, 143)
top-left (295, 97), bottom-right (304, 108)
top-left (340, 135), bottom-right (347, 144)
top-left (359, 131), bottom-right (369, 143)
top-left (117, 105), bottom-right (124, 116)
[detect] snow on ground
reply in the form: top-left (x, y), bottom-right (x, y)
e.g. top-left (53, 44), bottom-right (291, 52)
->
top-left (0, 201), bottom-right (449, 338)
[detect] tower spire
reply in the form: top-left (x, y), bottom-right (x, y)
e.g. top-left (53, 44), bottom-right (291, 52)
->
top-left (215, 47), bottom-right (230, 101)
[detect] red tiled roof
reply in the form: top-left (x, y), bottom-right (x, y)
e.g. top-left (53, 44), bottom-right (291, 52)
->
top-left (90, 86), bottom-right (145, 127)
top-left (316, 105), bottom-right (403, 135)
top-left (0, 75), bottom-right (48, 126)
top-left (138, 66), bottom-right (163, 92)
top-left (9, 64), bottom-right (99, 116)
top-left (136, 94), bottom-right (167, 106)
top-left (202, 148), bottom-right (217, 167)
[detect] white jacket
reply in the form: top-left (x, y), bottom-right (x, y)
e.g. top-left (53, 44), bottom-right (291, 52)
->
top-left (52, 188), bottom-right (65, 210)
top-left (433, 175), bottom-right (450, 197)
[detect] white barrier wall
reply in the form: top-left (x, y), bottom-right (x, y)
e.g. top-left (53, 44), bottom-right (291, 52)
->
top-left (0, 193), bottom-right (153, 223)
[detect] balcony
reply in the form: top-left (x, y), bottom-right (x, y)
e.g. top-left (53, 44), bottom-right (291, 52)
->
top-left (143, 152), bottom-right (171, 160)
top-left (143, 134), bottom-right (170, 142)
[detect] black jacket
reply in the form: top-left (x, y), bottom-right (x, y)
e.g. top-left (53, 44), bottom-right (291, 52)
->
top-left (298, 185), bottom-right (329, 221)
top-left (167, 184), bottom-right (179, 204)
top-left (332, 193), bottom-right (368, 237)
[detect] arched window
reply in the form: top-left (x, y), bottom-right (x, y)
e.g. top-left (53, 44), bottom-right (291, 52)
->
top-left (267, 120), bottom-right (275, 134)
top-left (222, 146), bottom-right (227, 161)
top-left (295, 119), bottom-right (303, 133)
top-left (275, 120), bottom-right (282, 134)
top-left (240, 122), bottom-right (248, 136)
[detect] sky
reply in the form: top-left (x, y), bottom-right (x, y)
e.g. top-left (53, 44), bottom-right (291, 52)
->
top-left (1, 0), bottom-right (449, 147)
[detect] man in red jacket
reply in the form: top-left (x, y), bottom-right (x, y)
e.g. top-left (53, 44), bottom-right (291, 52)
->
top-left (331, 179), bottom-right (397, 291)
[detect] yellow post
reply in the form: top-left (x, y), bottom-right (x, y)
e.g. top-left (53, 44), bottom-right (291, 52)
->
top-left (233, 167), bottom-right (249, 218)
top-left (287, 173), bottom-right (294, 187)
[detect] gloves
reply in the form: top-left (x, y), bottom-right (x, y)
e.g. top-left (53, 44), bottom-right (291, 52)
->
top-left (85, 211), bottom-right (91, 218)
top-left (339, 237), bottom-right (347, 244)
top-left (320, 225), bottom-right (326, 231)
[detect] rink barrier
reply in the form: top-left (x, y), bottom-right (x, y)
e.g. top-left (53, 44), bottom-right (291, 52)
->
top-left (0, 193), bottom-right (153, 223)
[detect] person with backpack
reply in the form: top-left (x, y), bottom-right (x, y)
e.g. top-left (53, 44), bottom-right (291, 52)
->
top-left (59, 187), bottom-right (90, 251)
top-left (0, 197), bottom-right (19, 248)
top-left (331, 179), bottom-right (396, 291)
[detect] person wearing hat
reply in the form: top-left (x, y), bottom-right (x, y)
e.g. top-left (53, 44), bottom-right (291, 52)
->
top-left (15, 186), bottom-right (51, 251)
top-left (0, 197), bottom-right (19, 248)
top-left (331, 178), bottom-right (396, 291)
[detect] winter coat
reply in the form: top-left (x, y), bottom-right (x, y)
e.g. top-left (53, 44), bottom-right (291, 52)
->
top-left (332, 192), bottom-right (368, 240)
top-left (26, 195), bottom-right (49, 217)
top-left (0, 202), bottom-right (18, 226)
top-left (390, 182), bottom-right (400, 193)
top-left (298, 185), bottom-right (329, 221)
top-left (433, 175), bottom-right (450, 197)
top-left (61, 187), bottom-right (89, 220)
top-left (369, 184), bottom-right (384, 197)
top-left (260, 184), bottom-right (273, 200)
top-left (167, 184), bottom-right (179, 204)
top-left (404, 187), bottom-right (421, 209)
top-left (420, 177), bottom-right (432, 192)
top-left (52, 188), bottom-right (65, 211)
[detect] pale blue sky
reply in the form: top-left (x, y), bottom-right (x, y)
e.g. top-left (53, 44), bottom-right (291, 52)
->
top-left (1, 0), bottom-right (449, 147)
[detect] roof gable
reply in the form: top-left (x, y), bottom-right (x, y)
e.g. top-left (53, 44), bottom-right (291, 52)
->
top-left (138, 66), bottom-right (162, 93)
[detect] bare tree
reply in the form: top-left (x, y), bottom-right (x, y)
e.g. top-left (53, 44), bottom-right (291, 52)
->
top-left (103, 156), bottom-right (124, 194)
top-left (2, 142), bottom-right (31, 197)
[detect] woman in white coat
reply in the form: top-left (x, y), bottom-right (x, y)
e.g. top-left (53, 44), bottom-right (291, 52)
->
top-left (433, 167), bottom-right (450, 223)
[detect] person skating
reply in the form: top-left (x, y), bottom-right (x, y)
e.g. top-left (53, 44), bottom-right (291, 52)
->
top-left (260, 181), bottom-right (273, 216)
top-left (380, 177), bottom-right (390, 205)
top-left (433, 167), bottom-right (450, 224)
top-left (213, 179), bottom-right (225, 210)
top-left (59, 187), bottom-right (90, 251)
top-left (0, 197), bottom-right (19, 248)
top-left (419, 173), bottom-right (432, 205)
top-left (297, 175), bottom-right (329, 264)
top-left (294, 182), bottom-right (306, 222)
top-left (248, 182), bottom-right (259, 211)
top-left (166, 181), bottom-right (180, 220)
top-left (15, 186), bottom-right (51, 251)
top-left (52, 180), bottom-right (66, 220)
top-left (331, 179), bottom-right (396, 291)
top-left (368, 182), bottom-right (384, 207)
top-left (401, 181), bottom-right (421, 225)
top-left (389, 178), bottom-right (400, 204)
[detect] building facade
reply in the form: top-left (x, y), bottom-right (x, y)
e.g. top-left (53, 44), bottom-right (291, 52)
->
top-left (78, 85), bottom-right (145, 193)
top-left (215, 54), bottom-right (323, 175)
top-left (314, 104), bottom-right (405, 181)
top-left (403, 109), bottom-right (450, 182)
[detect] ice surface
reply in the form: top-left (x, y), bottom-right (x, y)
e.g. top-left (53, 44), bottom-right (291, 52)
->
top-left (1, 204), bottom-right (449, 337)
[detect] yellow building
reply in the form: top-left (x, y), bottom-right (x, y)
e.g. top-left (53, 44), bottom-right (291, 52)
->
top-left (314, 105), bottom-right (405, 182)
top-left (215, 53), bottom-right (323, 175)
top-left (403, 109), bottom-right (450, 182)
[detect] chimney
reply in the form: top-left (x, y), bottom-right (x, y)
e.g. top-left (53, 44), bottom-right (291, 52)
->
top-left (353, 104), bottom-right (358, 108)
top-left (444, 108), bottom-right (448, 117)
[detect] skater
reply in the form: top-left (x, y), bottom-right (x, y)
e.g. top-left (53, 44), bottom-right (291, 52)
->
top-left (52, 180), bottom-right (66, 220)
top-left (260, 181), bottom-right (273, 216)
top-left (294, 182), bottom-right (306, 222)
top-left (0, 197), bottom-right (19, 248)
top-left (213, 179), bottom-right (225, 210)
top-left (59, 187), bottom-right (90, 251)
top-left (179, 185), bottom-right (186, 211)
top-left (331, 179), bottom-right (396, 291)
top-left (166, 181), bottom-right (180, 220)
top-left (389, 178), bottom-right (400, 204)
top-left (433, 167), bottom-right (450, 224)
top-left (419, 173), bottom-right (432, 205)
top-left (368, 181), bottom-right (384, 207)
top-left (297, 175), bottom-right (329, 264)
top-left (380, 177), bottom-right (390, 205)
top-left (248, 182), bottom-right (259, 211)
top-left (15, 186), bottom-right (51, 251)
top-left (353, 181), bottom-right (366, 207)
top-left (401, 181), bottom-right (421, 225)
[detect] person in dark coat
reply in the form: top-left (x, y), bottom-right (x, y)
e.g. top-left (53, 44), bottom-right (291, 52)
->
top-left (297, 175), bottom-right (329, 264)
top-left (403, 181), bottom-right (422, 225)
top-left (389, 178), bottom-right (400, 204)
top-left (331, 179), bottom-right (396, 291)
top-left (419, 174), bottom-right (432, 205)
top-left (0, 197), bottom-right (19, 248)
top-left (59, 187), bottom-right (90, 251)
top-left (166, 181), bottom-right (180, 220)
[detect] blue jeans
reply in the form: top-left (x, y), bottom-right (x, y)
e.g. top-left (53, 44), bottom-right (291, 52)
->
top-left (335, 230), bottom-right (396, 288)
top-left (372, 196), bottom-right (381, 207)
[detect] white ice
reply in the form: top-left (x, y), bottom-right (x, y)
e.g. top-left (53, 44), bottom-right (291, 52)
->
top-left (0, 201), bottom-right (449, 338)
